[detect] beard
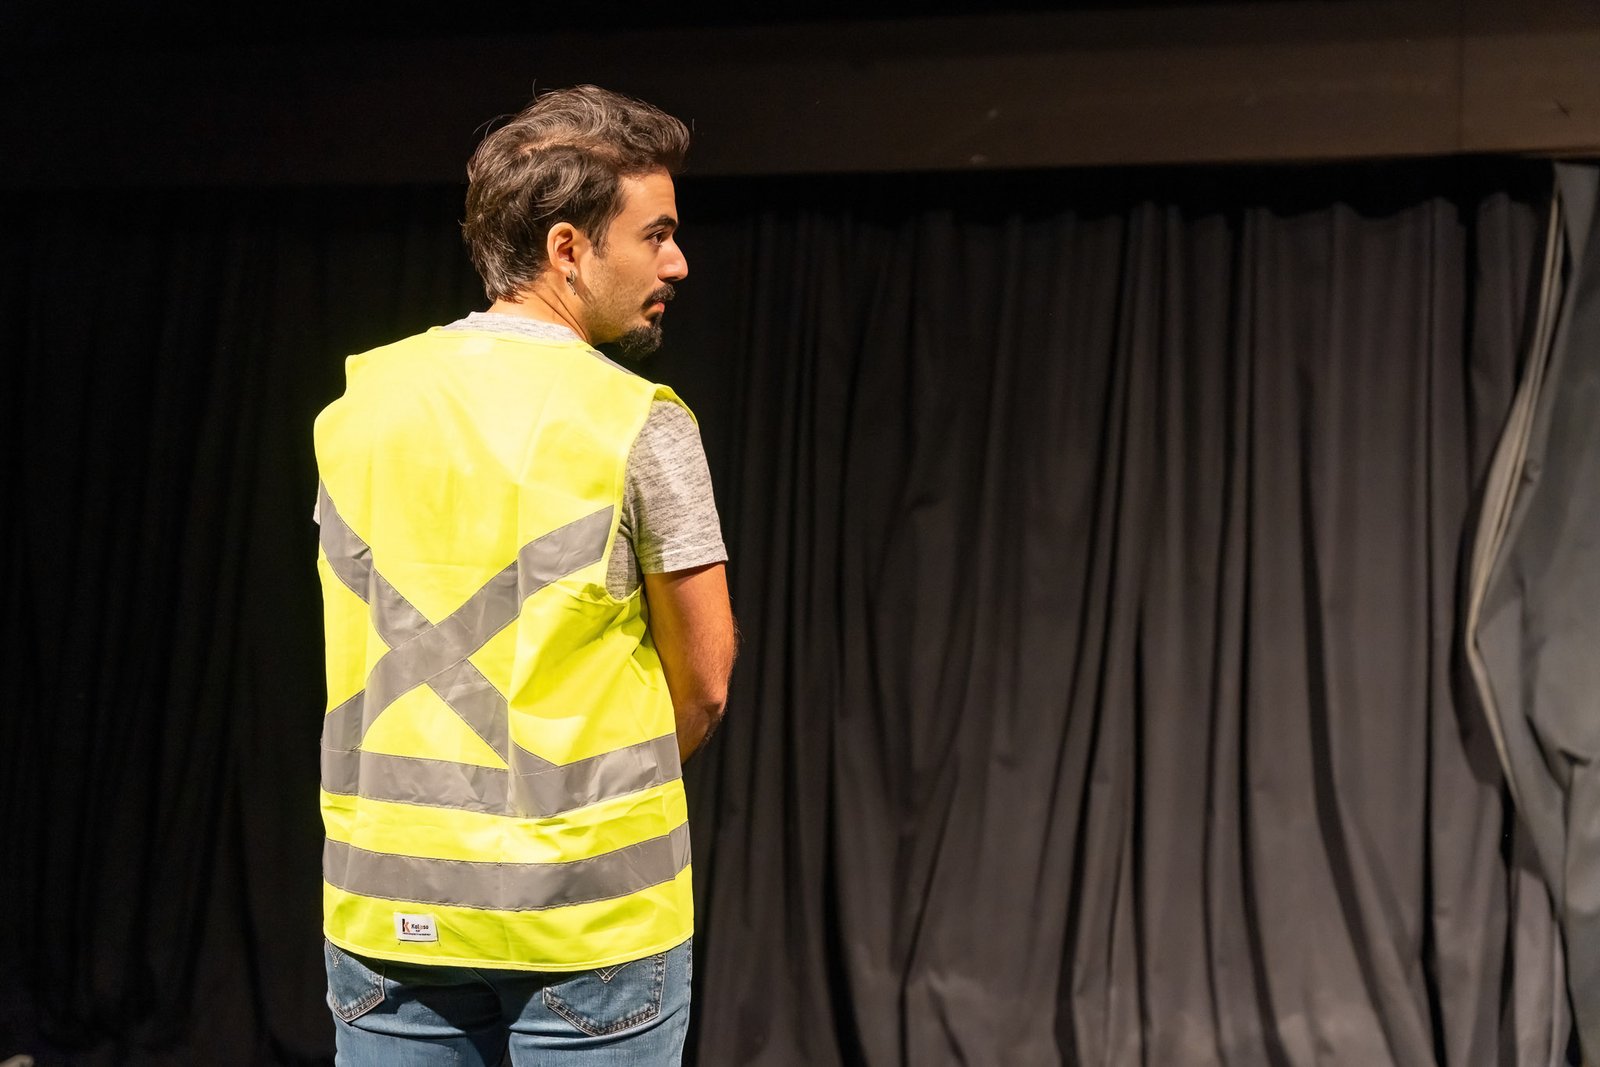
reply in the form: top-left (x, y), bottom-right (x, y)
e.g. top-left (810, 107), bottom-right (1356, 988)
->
top-left (606, 283), bottom-right (676, 359)
top-left (615, 322), bottom-right (665, 357)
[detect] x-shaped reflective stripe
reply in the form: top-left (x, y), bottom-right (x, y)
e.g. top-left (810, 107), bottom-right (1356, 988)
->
top-left (319, 484), bottom-right (527, 761)
top-left (317, 485), bottom-right (678, 818)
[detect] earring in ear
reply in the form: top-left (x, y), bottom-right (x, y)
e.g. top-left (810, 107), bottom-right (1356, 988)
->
top-left (566, 271), bottom-right (577, 293)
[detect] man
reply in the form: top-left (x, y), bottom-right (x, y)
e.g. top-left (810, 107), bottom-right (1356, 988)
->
top-left (312, 85), bottom-right (734, 1065)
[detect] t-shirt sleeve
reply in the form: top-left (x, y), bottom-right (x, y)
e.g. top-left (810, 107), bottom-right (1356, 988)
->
top-left (621, 400), bottom-right (728, 575)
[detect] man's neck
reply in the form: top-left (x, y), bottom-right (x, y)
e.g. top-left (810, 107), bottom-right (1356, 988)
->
top-left (487, 283), bottom-right (590, 344)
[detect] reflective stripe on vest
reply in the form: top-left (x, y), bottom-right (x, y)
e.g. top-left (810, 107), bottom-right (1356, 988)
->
top-left (317, 485), bottom-right (681, 819)
top-left (314, 327), bottom-right (693, 970)
top-left (324, 822), bottom-right (691, 912)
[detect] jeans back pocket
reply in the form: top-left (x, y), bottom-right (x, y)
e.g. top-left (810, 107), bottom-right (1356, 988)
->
top-left (543, 952), bottom-right (667, 1037)
top-left (324, 939), bottom-right (386, 1023)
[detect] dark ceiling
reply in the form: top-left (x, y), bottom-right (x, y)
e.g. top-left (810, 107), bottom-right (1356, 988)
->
top-left (8, 0), bottom-right (1289, 50)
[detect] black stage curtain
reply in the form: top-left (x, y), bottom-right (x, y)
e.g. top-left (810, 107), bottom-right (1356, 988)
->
top-left (0, 160), bottom-right (1563, 1065)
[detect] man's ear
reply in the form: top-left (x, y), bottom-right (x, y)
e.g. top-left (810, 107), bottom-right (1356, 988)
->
top-left (546, 222), bottom-right (579, 272)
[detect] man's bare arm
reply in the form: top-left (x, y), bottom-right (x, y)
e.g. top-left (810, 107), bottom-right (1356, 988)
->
top-left (643, 562), bottom-right (736, 761)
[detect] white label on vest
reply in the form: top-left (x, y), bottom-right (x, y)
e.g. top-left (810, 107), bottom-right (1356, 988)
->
top-left (394, 913), bottom-right (439, 942)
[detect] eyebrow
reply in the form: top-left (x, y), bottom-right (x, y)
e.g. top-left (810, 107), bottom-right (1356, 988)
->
top-left (641, 214), bottom-right (677, 234)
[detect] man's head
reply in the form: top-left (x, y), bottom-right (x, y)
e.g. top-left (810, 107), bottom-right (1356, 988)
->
top-left (462, 85), bottom-right (690, 355)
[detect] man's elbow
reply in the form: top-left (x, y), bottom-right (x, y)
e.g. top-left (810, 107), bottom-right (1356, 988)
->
top-left (695, 647), bottom-right (734, 723)
top-left (676, 692), bottom-right (728, 762)
top-left (696, 689), bottom-right (728, 728)
top-left (673, 674), bottom-right (728, 726)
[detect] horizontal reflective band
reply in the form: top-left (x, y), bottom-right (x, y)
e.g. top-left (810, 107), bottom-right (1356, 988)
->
top-left (317, 483), bottom-right (615, 772)
top-left (324, 821), bottom-right (691, 912)
top-left (323, 778), bottom-right (688, 865)
top-left (320, 732), bottom-right (682, 818)
top-left (508, 733), bottom-right (682, 816)
top-left (322, 748), bottom-right (508, 810)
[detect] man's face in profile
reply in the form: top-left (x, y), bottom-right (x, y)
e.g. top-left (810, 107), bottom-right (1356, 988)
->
top-left (584, 170), bottom-right (687, 357)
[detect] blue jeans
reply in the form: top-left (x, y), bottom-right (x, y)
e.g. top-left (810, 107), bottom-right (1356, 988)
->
top-left (324, 938), bottom-right (692, 1066)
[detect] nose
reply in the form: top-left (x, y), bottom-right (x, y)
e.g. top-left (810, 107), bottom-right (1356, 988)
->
top-left (663, 239), bottom-right (688, 283)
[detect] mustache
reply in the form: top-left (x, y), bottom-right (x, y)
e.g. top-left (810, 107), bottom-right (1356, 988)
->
top-left (645, 284), bottom-right (676, 307)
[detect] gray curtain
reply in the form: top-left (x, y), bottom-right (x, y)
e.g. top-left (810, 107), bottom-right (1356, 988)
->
top-left (1468, 161), bottom-right (1600, 1063)
top-left (673, 164), bottom-right (1569, 1065)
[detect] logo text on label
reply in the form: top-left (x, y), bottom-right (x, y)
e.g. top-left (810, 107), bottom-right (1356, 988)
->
top-left (394, 913), bottom-right (439, 942)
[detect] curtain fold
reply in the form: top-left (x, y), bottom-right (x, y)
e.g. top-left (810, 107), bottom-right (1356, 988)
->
top-left (0, 161), bottom-right (1564, 1065)
top-left (1467, 161), bottom-right (1600, 1063)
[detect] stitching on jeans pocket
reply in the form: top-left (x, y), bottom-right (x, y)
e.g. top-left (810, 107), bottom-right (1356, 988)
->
top-left (324, 940), bottom-right (386, 1024)
top-left (544, 953), bottom-right (666, 1037)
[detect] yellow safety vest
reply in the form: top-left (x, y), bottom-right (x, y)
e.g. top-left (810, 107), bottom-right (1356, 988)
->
top-left (313, 325), bottom-right (692, 970)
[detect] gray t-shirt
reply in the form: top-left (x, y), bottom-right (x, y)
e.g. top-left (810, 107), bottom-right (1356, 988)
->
top-left (443, 312), bottom-right (727, 598)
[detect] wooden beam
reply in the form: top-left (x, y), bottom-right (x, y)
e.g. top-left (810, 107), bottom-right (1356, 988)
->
top-left (1, 1), bottom-right (1595, 186)
top-left (1462, 0), bottom-right (1600, 155)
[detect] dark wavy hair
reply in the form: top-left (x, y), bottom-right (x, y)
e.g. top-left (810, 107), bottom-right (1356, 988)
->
top-left (461, 85), bottom-right (690, 301)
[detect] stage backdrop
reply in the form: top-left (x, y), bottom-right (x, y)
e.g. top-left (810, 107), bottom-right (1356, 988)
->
top-left (0, 159), bottom-right (1567, 1064)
